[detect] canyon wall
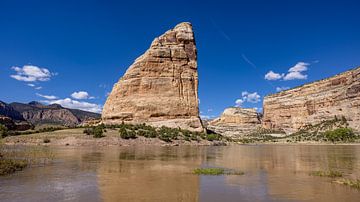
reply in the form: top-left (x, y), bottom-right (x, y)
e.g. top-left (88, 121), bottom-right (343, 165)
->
top-left (102, 22), bottom-right (203, 132)
top-left (207, 107), bottom-right (261, 138)
top-left (263, 67), bottom-right (360, 133)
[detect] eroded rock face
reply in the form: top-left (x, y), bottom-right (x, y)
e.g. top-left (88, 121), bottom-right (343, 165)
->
top-left (207, 108), bottom-right (261, 138)
top-left (102, 22), bottom-right (203, 132)
top-left (263, 67), bottom-right (360, 133)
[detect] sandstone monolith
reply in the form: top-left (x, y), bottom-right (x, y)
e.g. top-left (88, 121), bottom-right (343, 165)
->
top-left (102, 22), bottom-right (203, 132)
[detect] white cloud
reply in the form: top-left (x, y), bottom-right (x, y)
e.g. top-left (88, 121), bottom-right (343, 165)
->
top-left (246, 92), bottom-right (261, 103)
top-left (288, 62), bottom-right (309, 72)
top-left (235, 91), bottom-right (261, 107)
top-left (283, 71), bottom-right (307, 80)
top-left (276, 86), bottom-right (290, 92)
top-left (10, 65), bottom-right (54, 82)
top-left (36, 93), bottom-right (58, 100)
top-left (264, 61), bottom-right (310, 81)
top-left (71, 91), bottom-right (91, 99)
top-left (235, 99), bottom-right (244, 107)
top-left (283, 62), bottom-right (309, 80)
top-left (265, 71), bottom-right (283, 80)
top-left (42, 98), bottom-right (102, 113)
top-left (27, 83), bottom-right (42, 90)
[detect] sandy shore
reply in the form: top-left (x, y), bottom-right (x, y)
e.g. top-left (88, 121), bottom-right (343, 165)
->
top-left (1, 128), bottom-right (226, 147)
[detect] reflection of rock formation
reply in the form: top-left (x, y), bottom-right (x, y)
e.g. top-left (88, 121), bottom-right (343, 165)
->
top-left (263, 67), bottom-right (360, 133)
top-left (206, 146), bottom-right (360, 201)
top-left (96, 147), bottom-right (202, 201)
top-left (102, 22), bottom-right (203, 132)
top-left (207, 107), bottom-right (261, 138)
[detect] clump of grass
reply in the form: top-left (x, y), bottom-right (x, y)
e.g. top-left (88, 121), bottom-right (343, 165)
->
top-left (335, 178), bottom-right (360, 190)
top-left (193, 168), bottom-right (225, 175)
top-left (0, 145), bottom-right (54, 176)
top-left (193, 167), bottom-right (244, 175)
top-left (309, 170), bottom-right (343, 178)
top-left (0, 159), bottom-right (27, 175)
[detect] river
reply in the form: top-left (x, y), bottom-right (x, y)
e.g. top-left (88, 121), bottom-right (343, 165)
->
top-left (1, 145), bottom-right (360, 201)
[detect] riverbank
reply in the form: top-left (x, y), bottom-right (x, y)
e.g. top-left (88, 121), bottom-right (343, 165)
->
top-left (1, 128), bottom-right (226, 147)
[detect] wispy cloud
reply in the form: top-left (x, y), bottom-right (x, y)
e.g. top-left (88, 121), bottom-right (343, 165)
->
top-left (10, 65), bottom-right (56, 82)
top-left (276, 86), bottom-right (290, 92)
top-left (211, 19), bottom-right (231, 41)
top-left (36, 93), bottom-right (58, 100)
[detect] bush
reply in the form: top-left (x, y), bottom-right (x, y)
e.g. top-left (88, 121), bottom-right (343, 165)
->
top-left (0, 159), bottom-right (28, 176)
top-left (119, 127), bottom-right (137, 139)
top-left (0, 124), bottom-right (8, 138)
top-left (43, 138), bottom-right (51, 143)
top-left (206, 133), bottom-right (221, 141)
top-left (83, 125), bottom-right (105, 138)
top-left (324, 128), bottom-right (356, 142)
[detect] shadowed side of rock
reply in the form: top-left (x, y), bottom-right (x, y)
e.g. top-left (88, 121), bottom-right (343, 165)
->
top-left (102, 22), bottom-right (203, 132)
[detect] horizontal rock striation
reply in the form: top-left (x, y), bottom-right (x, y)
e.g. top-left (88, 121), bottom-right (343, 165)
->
top-left (263, 67), bottom-right (360, 133)
top-left (102, 22), bottom-right (203, 132)
top-left (207, 107), bottom-right (261, 138)
top-left (9, 101), bottom-right (100, 127)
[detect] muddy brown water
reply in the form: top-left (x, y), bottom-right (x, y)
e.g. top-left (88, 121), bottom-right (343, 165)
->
top-left (1, 145), bottom-right (360, 202)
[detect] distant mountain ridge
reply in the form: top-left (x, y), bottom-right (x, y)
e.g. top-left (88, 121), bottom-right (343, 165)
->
top-left (0, 100), bottom-right (101, 127)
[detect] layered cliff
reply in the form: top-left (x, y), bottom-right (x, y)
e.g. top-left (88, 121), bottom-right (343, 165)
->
top-left (207, 107), bottom-right (261, 138)
top-left (102, 22), bottom-right (203, 132)
top-left (263, 67), bottom-right (360, 133)
top-left (6, 101), bottom-right (100, 127)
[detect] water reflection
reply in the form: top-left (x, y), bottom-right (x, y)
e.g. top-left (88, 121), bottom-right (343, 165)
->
top-left (1, 145), bottom-right (360, 202)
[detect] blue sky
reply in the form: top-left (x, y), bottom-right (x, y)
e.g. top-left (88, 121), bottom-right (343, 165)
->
top-left (1, 0), bottom-right (360, 117)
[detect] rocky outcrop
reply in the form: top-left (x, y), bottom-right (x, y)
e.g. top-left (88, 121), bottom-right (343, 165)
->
top-left (0, 101), bottom-right (25, 121)
top-left (263, 67), bottom-right (360, 133)
top-left (207, 107), bottom-right (261, 138)
top-left (102, 22), bottom-right (203, 132)
top-left (6, 101), bottom-right (100, 127)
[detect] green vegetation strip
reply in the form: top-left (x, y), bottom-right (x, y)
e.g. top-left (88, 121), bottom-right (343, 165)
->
top-left (193, 168), bottom-right (244, 175)
top-left (83, 123), bottom-right (224, 143)
top-left (335, 179), bottom-right (360, 190)
top-left (309, 170), bottom-right (343, 178)
top-left (0, 159), bottom-right (27, 175)
top-left (0, 146), bottom-right (54, 176)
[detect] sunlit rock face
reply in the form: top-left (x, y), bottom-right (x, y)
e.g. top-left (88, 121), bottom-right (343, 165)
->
top-left (207, 107), bottom-right (261, 138)
top-left (263, 67), bottom-right (360, 134)
top-left (102, 22), bottom-right (203, 132)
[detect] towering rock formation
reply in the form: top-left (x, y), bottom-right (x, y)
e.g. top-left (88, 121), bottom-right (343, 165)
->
top-left (207, 107), bottom-right (261, 138)
top-left (263, 67), bottom-right (360, 133)
top-left (102, 22), bottom-right (203, 132)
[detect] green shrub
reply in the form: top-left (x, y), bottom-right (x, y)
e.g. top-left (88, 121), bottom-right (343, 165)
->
top-left (0, 124), bottom-right (8, 138)
top-left (206, 133), bottom-right (221, 141)
top-left (324, 128), bottom-right (356, 142)
top-left (0, 159), bottom-right (27, 176)
top-left (119, 127), bottom-right (137, 139)
top-left (83, 125), bottom-right (105, 138)
top-left (310, 170), bottom-right (343, 178)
